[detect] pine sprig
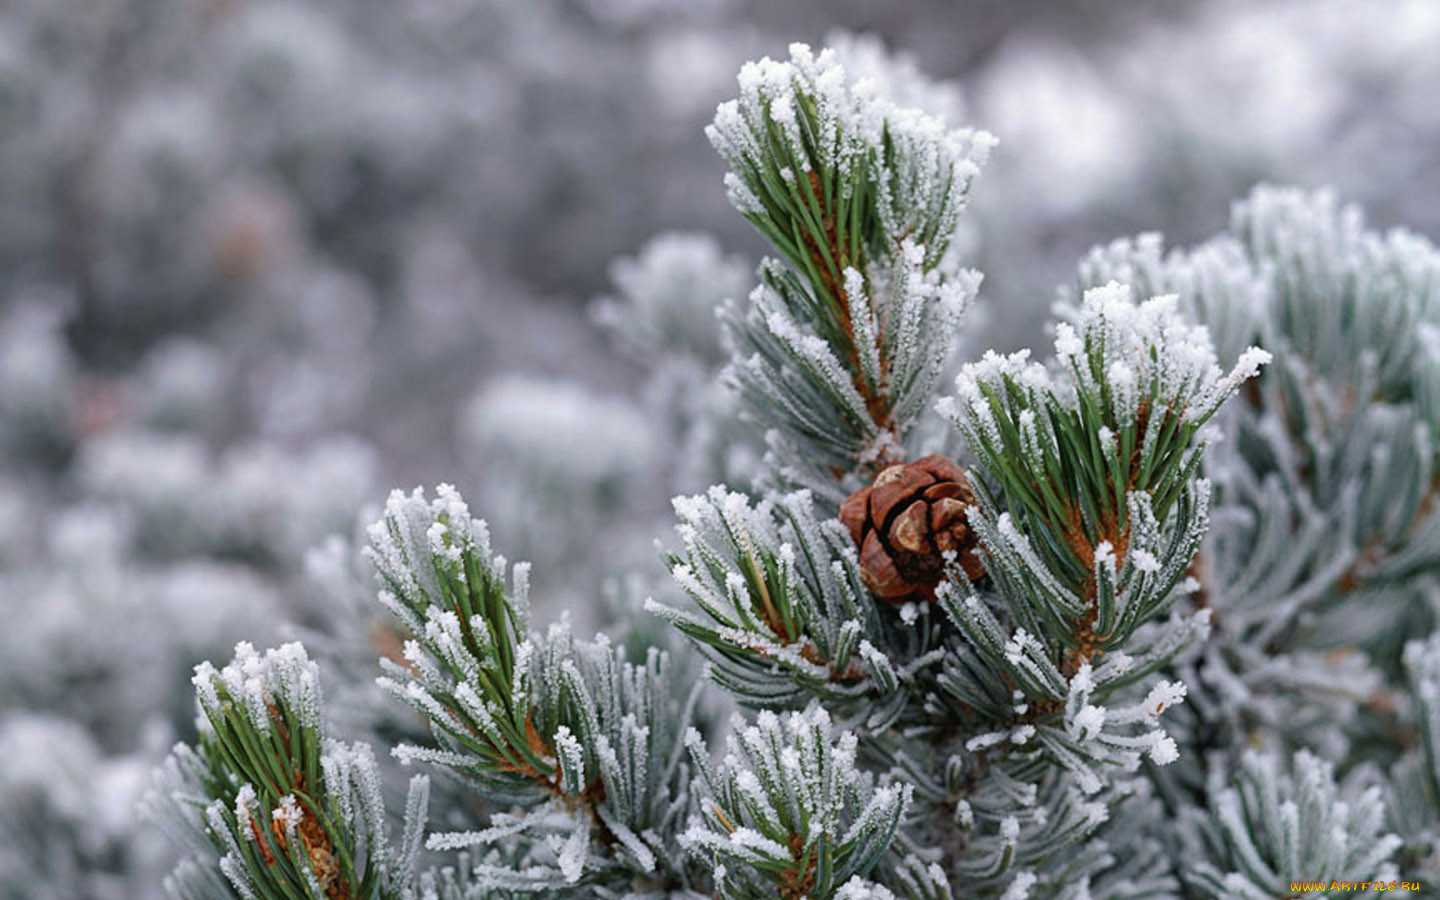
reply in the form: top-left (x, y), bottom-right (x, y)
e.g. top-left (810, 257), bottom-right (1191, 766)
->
top-left (151, 642), bottom-right (428, 900)
top-left (709, 42), bottom-right (991, 494)
top-left (915, 282), bottom-right (1265, 896)
top-left (366, 486), bottom-right (552, 805)
top-left (1183, 751), bottom-right (1401, 898)
top-left (941, 283), bottom-right (1268, 667)
top-left (708, 45), bottom-right (989, 316)
top-left (366, 485), bottom-right (706, 894)
top-left (648, 485), bottom-right (924, 732)
top-left (683, 707), bottom-right (911, 900)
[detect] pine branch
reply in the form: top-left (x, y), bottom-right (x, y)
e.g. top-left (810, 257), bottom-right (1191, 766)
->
top-left (366, 485), bottom-right (706, 895)
top-left (682, 707), bottom-right (912, 900)
top-left (1183, 750), bottom-right (1401, 898)
top-left (1058, 186), bottom-right (1440, 898)
top-left (708, 42), bottom-right (992, 497)
top-left (1070, 188), bottom-right (1440, 773)
top-left (883, 281), bottom-right (1267, 894)
top-left (149, 642), bottom-right (428, 900)
top-left (647, 486), bottom-right (910, 725)
top-left (659, 41), bottom-right (1276, 900)
top-left (941, 283), bottom-right (1268, 675)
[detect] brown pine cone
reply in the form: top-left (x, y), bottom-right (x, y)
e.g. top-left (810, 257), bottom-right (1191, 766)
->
top-left (838, 454), bottom-right (984, 603)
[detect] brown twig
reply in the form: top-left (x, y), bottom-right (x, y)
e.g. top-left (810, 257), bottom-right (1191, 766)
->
top-left (778, 833), bottom-right (819, 900)
top-left (799, 172), bottom-right (899, 476)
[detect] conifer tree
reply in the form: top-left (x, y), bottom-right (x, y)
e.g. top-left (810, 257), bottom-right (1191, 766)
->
top-left (151, 40), bottom-right (1439, 900)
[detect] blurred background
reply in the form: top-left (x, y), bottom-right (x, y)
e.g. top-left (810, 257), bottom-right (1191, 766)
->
top-left (2, 0), bottom-right (1438, 895)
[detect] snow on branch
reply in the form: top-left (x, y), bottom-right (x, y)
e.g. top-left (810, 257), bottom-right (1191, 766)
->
top-left (649, 486), bottom-right (908, 727)
top-left (709, 41), bottom-right (991, 495)
top-left (150, 641), bottom-right (428, 900)
top-left (941, 282), bottom-right (1266, 670)
top-left (683, 707), bottom-right (911, 900)
top-left (1183, 750), bottom-right (1401, 898)
top-left (366, 485), bottom-right (706, 894)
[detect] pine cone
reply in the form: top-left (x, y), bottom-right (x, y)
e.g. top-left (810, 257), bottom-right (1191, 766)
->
top-left (839, 454), bottom-right (984, 603)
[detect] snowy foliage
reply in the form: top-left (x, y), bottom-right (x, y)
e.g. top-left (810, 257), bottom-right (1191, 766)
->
top-left (710, 41), bottom-right (992, 499)
top-left (0, 301), bottom-right (76, 465)
top-left (457, 374), bottom-right (666, 613)
top-left (1392, 634), bottom-right (1440, 881)
top-left (941, 282), bottom-right (1267, 662)
top-left (0, 715), bottom-right (164, 900)
top-left (592, 232), bottom-right (762, 493)
top-left (150, 642), bottom-right (428, 900)
top-left (8, 10), bottom-right (1439, 900)
top-left (1182, 751), bottom-right (1400, 898)
top-left (1063, 185), bottom-right (1440, 895)
top-left (77, 429), bottom-right (380, 566)
top-left (365, 486), bottom-right (707, 895)
top-left (683, 707), bottom-right (911, 900)
top-left (463, 378), bottom-right (655, 503)
top-left (1069, 188), bottom-right (1440, 753)
top-left (649, 487), bottom-right (905, 724)
top-left (593, 232), bottom-right (749, 371)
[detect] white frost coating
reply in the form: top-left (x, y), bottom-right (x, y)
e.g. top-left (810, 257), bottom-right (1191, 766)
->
top-left (425, 816), bottom-right (533, 852)
top-left (1093, 651), bottom-right (1134, 682)
top-left (348, 741), bottom-right (388, 847)
top-left (1140, 681), bottom-right (1188, 721)
top-left (552, 722), bottom-right (587, 794)
top-left (966, 731), bottom-right (1008, 752)
top-left (711, 40), bottom-right (993, 232)
top-left (687, 703), bottom-right (906, 887)
top-left (191, 662), bottom-right (221, 721)
top-left (726, 826), bottom-right (791, 861)
top-left (1130, 549), bottom-right (1161, 573)
top-left (834, 876), bottom-right (898, 900)
top-left (954, 798), bottom-right (974, 828)
top-left (1073, 705), bottom-right (1106, 742)
top-left (1000, 871), bottom-right (1038, 900)
top-left (271, 794), bottom-right (303, 837)
top-left (858, 640), bottom-right (897, 691)
top-left (1227, 346), bottom-right (1273, 389)
top-left (952, 280), bottom-right (1270, 455)
top-left (556, 823), bottom-right (589, 883)
top-left (1000, 815), bottom-right (1020, 841)
top-left (1196, 747), bottom-right (1403, 894)
top-left (1064, 282), bottom-right (1270, 425)
top-left (195, 641), bottom-right (324, 735)
top-left (365, 485), bottom-right (520, 623)
top-left (596, 805), bottom-right (657, 873)
top-left (1147, 733), bottom-right (1180, 766)
top-left (234, 785), bottom-right (259, 838)
top-left (390, 743), bottom-right (475, 770)
top-left (1004, 629), bottom-right (1039, 665)
top-left (218, 855), bottom-right (261, 900)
